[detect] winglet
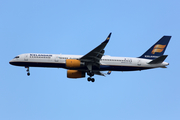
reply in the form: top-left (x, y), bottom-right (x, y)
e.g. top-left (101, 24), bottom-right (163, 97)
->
top-left (107, 71), bottom-right (111, 75)
top-left (104, 32), bottom-right (112, 43)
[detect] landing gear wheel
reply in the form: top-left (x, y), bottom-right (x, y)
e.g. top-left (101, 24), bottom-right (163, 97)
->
top-left (91, 78), bottom-right (95, 82)
top-left (27, 72), bottom-right (30, 76)
top-left (87, 77), bottom-right (95, 82)
top-left (90, 72), bottom-right (94, 77)
top-left (88, 77), bottom-right (91, 82)
top-left (87, 71), bottom-right (94, 77)
top-left (25, 67), bottom-right (30, 76)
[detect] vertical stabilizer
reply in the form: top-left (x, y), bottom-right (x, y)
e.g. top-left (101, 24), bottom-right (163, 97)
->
top-left (139, 36), bottom-right (171, 59)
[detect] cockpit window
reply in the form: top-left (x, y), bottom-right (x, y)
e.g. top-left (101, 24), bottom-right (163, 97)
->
top-left (14, 56), bottom-right (19, 58)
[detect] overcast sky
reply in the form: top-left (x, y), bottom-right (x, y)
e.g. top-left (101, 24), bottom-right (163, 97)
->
top-left (1, 0), bottom-right (180, 120)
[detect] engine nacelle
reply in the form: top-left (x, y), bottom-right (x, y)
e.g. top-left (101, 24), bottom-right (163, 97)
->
top-left (66, 59), bottom-right (84, 68)
top-left (67, 70), bottom-right (85, 78)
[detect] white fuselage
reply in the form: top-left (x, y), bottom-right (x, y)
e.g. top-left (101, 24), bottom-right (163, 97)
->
top-left (9, 53), bottom-right (169, 71)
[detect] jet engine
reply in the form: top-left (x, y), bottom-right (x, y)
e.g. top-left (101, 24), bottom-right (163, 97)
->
top-left (67, 70), bottom-right (85, 78)
top-left (66, 59), bottom-right (84, 68)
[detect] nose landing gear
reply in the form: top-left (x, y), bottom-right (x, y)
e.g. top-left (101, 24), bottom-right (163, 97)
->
top-left (26, 67), bottom-right (30, 76)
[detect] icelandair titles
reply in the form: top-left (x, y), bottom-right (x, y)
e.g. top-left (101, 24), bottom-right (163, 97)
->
top-left (145, 55), bottom-right (159, 58)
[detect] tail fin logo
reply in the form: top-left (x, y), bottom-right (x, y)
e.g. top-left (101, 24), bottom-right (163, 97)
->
top-left (107, 71), bottom-right (111, 75)
top-left (151, 44), bottom-right (166, 54)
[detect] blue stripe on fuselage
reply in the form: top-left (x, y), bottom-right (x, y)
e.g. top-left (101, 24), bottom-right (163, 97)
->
top-left (10, 61), bottom-right (152, 71)
top-left (9, 61), bottom-right (66, 68)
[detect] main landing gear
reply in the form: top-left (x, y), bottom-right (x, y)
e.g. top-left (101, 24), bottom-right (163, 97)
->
top-left (87, 71), bottom-right (95, 82)
top-left (87, 77), bottom-right (95, 82)
top-left (26, 67), bottom-right (30, 76)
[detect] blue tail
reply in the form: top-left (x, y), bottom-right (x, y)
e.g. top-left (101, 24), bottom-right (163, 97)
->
top-left (139, 36), bottom-right (171, 59)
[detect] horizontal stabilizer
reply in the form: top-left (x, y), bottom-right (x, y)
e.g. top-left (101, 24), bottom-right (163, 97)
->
top-left (160, 66), bottom-right (167, 68)
top-left (94, 71), bottom-right (111, 76)
top-left (148, 55), bottom-right (168, 64)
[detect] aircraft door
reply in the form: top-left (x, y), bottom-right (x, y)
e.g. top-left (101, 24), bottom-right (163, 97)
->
top-left (137, 60), bottom-right (141, 66)
top-left (55, 56), bottom-right (59, 62)
top-left (24, 54), bottom-right (28, 61)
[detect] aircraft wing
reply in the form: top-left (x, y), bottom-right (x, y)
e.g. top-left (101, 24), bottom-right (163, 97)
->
top-left (80, 33), bottom-right (112, 64)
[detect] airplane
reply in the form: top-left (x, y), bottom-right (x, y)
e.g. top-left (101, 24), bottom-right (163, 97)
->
top-left (9, 33), bottom-right (171, 82)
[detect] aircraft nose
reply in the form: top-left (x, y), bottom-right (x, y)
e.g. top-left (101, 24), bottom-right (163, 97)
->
top-left (9, 60), bottom-right (14, 65)
top-left (9, 61), bottom-right (12, 65)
